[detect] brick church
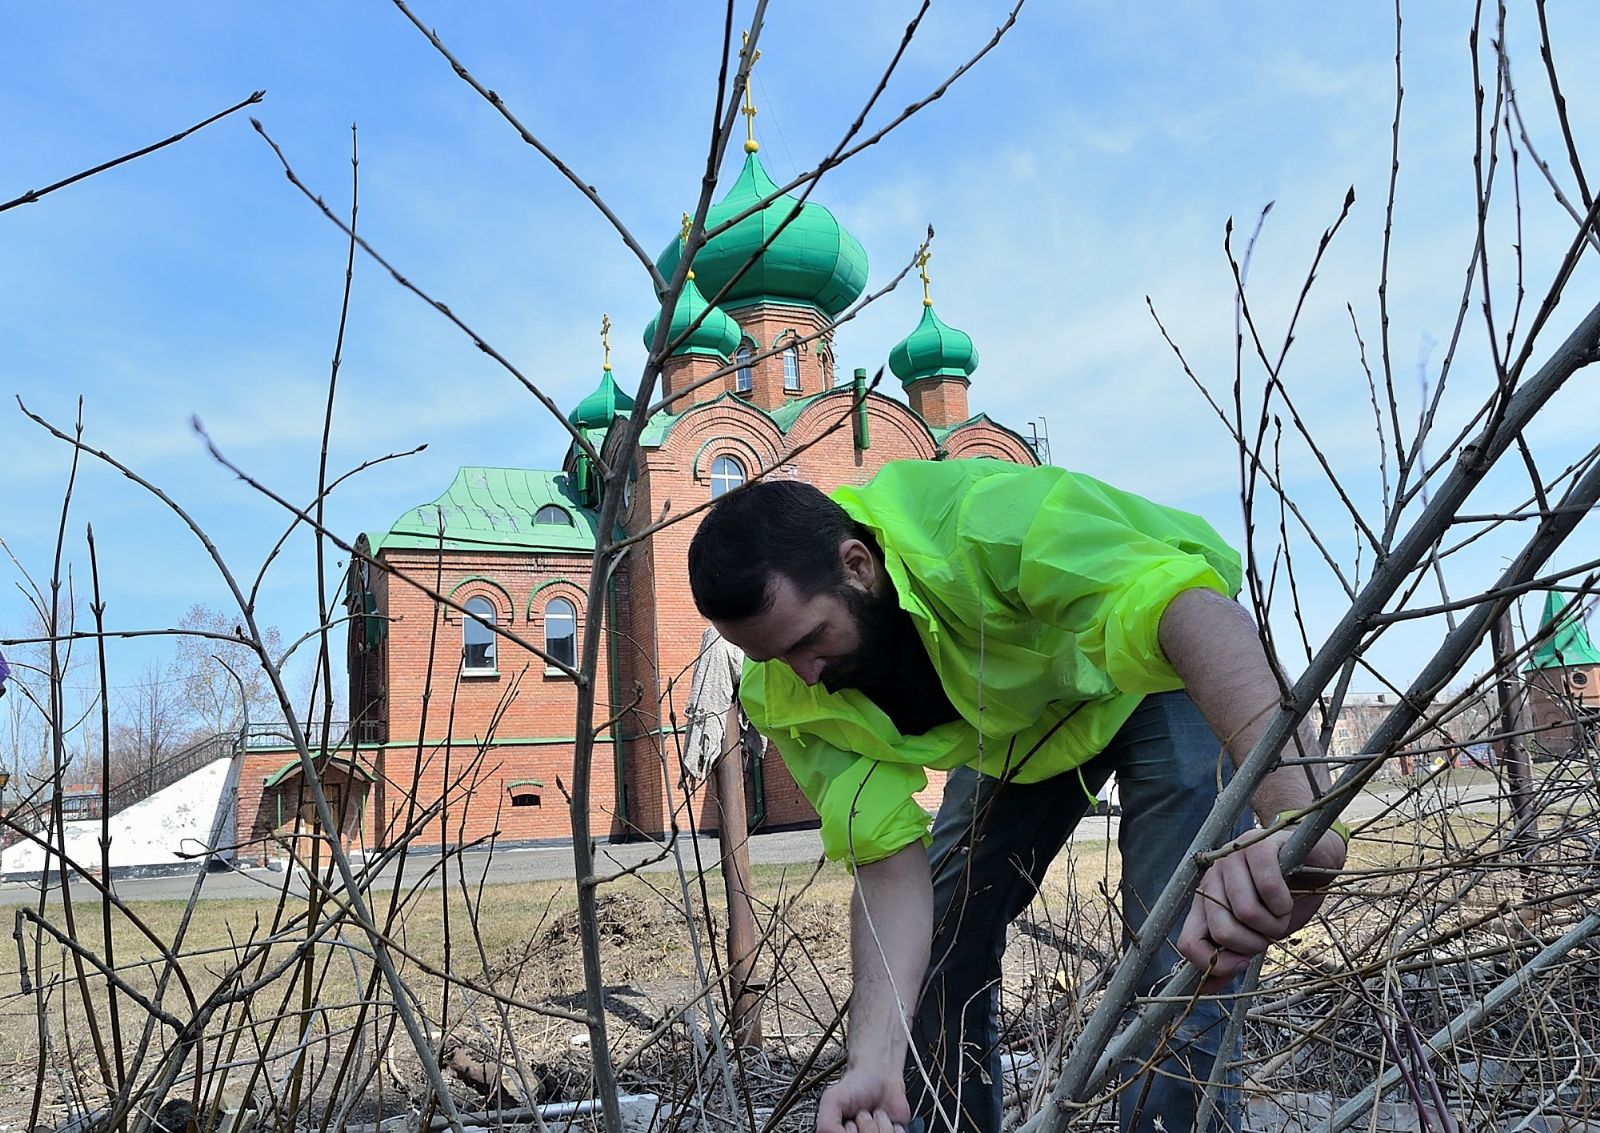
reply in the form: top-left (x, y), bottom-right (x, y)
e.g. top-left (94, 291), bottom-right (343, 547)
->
top-left (233, 122), bottom-right (1041, 859)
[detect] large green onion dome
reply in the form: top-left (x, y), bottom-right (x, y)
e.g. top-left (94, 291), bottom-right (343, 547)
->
top-left (642, 271), bottom-right (744, 360)
top-left (888, 302), bottom-right (979, 387)
top-left (568, 365), bottom-right (636, 429)
top-left (655, 152), bottom-right (869, 319)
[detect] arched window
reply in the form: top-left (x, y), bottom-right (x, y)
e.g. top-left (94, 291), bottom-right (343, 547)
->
top-left (735, 342), bottom-right (754, 393)
top-left (534, 505), bottom-right (573, 526)
top-left (781, 345), bottom-right (800, 391)
top-left (463, 596), bottom-right (497, 672)
top-left (545, 598), bottom-right (577, 667)
top-left (710, 455), bottom-right (746, 499)
top-left (507, 779), bottom-right (543, 807)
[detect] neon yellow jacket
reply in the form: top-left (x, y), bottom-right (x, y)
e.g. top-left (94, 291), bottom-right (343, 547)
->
top-left (738, 460), bottom-right (1242, 866)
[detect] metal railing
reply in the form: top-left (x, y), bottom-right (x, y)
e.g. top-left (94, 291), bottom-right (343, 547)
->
top-left (242, 720), bottom-right (353, 751)
top-left (16, 719), bottom-right (384, 825)
top-left (103, 730), bottom-right (239, 817)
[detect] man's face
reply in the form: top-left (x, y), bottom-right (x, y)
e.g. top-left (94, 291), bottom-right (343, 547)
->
top-left (714, 570), bottom-right (898, 692)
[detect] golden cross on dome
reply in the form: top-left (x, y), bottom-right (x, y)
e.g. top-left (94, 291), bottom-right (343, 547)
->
top-left (916, 246), bottom-right (933, 307)
top-left (600, 313), bottom-right (612, 372)
top-left (740, 30), bottom-right (761, 154)
top-left (680, 212), bottom-right (697, 279)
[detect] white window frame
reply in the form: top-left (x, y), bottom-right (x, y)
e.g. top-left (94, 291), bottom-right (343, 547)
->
top-left (462, 596), bottom-right (498, 673)
top-left (735, 343), bottom-right (754, 393)
top-left (710, 454), bottom-right (746, 499)
top-left (544, 597), bottom-right (577, 668)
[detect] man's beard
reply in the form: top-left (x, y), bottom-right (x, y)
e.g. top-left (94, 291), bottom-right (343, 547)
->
top-left (818, 583), bottom-right (903, 693)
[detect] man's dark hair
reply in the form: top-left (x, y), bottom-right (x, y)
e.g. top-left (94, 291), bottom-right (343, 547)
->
top-left (688, 479), bottom-right (869, 621)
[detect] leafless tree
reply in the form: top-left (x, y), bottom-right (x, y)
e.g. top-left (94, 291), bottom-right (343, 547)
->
top-left (173, 603), bottom-right (286, 739)
top-left (6, 6), bottom-right (1600, 1133)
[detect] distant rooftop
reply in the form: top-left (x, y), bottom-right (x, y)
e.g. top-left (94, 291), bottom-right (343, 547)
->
top-left (372, 466), bottom-right (599, 554)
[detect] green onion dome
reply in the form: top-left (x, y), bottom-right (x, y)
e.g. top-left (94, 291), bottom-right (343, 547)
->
top-left (567, 366), bottom-right (636, 429)
top-left (888, 303), bottom-right (979, 387)
top-left (655, 153), bottom-right (869, 318)
top-left (642, 272), bottom-right (744, 360)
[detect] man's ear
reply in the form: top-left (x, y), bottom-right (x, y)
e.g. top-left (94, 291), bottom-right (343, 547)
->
top-left (838, 538), bottom-right (878, 592)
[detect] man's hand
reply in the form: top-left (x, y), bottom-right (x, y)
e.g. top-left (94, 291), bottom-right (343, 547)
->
top-left (1177, 825), bottom-right (1346, 991)
top-left (817, 1063), bottom-right (910, 1133)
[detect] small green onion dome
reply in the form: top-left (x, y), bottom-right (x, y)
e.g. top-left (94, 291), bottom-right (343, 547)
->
top-left (655, 153), bottom-right (868, 318)
top-left (642, 272), bottom-right (743, 360)
top-left (568, 367), bottom-right (636, 429)
top-left (888, 304), bottom-right (979, 387)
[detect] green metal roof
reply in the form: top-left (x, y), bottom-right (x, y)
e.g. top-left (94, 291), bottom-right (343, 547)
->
top-left (642, 272), bottom-right (743, 360)
top-left (768, 391), bottom-right (828, 431)
top-left (568, 368), bottom-right (636, 429)
top-left (889, 303), bottom-right (979, 387)
top-left (655, 153), bottom-right (869, 318)
top-left (930, 413), bottom-right (1044, 463)
top-left (1526, 591), bottom-right (1600, 669)
top-left (373, 467), bottom-right (600, 554)
top-left (635, 408), bottom-right (680, 448)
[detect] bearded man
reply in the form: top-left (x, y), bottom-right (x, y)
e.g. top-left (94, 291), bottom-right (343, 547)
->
top-left (687, 460), bottom-right (1347, 1133)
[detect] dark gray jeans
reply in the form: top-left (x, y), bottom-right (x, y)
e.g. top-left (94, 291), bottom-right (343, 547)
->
top-left (904, 691), bottom-right (1250, 1133)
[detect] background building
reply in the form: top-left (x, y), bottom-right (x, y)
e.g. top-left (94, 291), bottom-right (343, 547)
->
top-left (1523, 591), bottom-right (1600, 759)
top-left (233, 131), bottom-right (1039, 861)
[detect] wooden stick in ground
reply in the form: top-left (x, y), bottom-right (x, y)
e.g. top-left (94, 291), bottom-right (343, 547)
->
top-left (1490, 611), bottom-right (1536, 843)
top-left (714, 700), bottom-right (762, 1049)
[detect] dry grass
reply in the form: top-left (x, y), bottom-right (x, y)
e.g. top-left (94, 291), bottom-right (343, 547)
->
top-left (3, 765), bottom-right (1597, 1130)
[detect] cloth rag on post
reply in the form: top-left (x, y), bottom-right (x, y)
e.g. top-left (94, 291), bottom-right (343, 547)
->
top-left (681, 627), bottom-right (747, 780)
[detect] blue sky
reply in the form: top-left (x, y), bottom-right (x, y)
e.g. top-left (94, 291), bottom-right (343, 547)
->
top-left (4, 2), bottom-right (1599, 717)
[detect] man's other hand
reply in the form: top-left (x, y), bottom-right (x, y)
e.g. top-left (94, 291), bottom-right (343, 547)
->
top-left (1176, 825), bottom-right (1345, 991)
top-left (817, 1065), bottom-right (910, 1133)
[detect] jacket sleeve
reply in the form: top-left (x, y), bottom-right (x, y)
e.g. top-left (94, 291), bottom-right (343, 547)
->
top-left (740, 669), bottom-right (932, 868)
top-left (778, 732), bottom-right (932, 868)
top-left (983, 471), bottom-right (1244, 694)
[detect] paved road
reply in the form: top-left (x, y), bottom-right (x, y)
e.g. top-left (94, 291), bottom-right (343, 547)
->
top-left (0, 777), bottom-right (1508, 908)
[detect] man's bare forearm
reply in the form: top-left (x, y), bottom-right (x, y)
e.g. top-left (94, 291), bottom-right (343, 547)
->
top-left (847, 844), bottom-right (933, 1073)
top-left (1158, 587), bottom-right (1331, 820)
top-left (1162, 587), bottom-right (1349, 980)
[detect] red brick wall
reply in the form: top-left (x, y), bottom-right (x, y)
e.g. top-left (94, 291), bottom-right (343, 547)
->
top-left (1525, 664), bottom-right (1599, 757)
top-left (907, 377), bottom-right (970, 429)
top-left (237, 546), bottom-right (622, 859)
top-left (723, 302), bottom-right (834, 411)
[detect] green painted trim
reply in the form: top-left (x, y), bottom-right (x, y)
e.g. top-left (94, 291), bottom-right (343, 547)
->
top-left (506, 778), bottom-right (546, 790)
top-left (692, 437), bottom-right (759, 482)
top-left (245, 724), bottom-right (687, 757)
top-left (929, 412), bottom-right (1043, 464)
top-left (526, 577), bottom-right (588, 619)
top-left (262, 754), bottom-right (375, 788)
top-left (445, 575), bottom-right (514, 616)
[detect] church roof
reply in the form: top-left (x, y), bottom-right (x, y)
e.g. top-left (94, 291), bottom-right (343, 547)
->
top-left (889, 303), bottom-right (979, 386)
top-left (568, 368), bottom-right (636, 429)
top-left (642, 273), bottom-right (743, 360)
top-left (654, 152), bottom-right (868, 318)
top-left (372, 466), bottom-right (599, 554)
top-left (1526, 591), bottom-right (1600, 669)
